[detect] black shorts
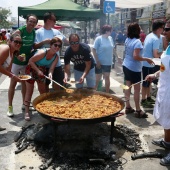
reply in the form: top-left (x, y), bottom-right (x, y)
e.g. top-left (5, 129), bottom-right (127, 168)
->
top-left (123, 66), bottom-right (141, 84)
top-left (46, 66), bottom-right (64, 85)
top-left (142, 66), bottom-right (154, 87)
top-left (152, 65), bottom-right (160, 85)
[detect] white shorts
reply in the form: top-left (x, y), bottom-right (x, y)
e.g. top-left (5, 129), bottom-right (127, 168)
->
top-left (11, 64), bottom-right (26, 75)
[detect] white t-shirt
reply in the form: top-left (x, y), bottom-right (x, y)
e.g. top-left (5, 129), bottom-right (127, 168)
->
top-left (35, 27), bottom-right (66, 67)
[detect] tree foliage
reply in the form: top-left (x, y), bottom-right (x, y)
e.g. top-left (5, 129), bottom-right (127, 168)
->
top-left (73, 0), bottom-right (90, 7)
top-left (0, 8), bottom-right (12, 29)
top-left (110, 14), bottom-right (120, 30)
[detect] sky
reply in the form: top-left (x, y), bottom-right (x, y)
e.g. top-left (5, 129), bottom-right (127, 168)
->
top-left (0, 0), bottom-right (47, 18)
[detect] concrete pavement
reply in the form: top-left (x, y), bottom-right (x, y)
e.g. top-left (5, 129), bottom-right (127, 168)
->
top-left (0, 62), bottom-right (170, 169)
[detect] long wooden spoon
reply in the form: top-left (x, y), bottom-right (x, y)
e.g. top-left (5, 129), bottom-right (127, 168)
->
top-left (120, 80), bottom-right (145, 90)
top-left (44, 75), bottom-right (67, 90)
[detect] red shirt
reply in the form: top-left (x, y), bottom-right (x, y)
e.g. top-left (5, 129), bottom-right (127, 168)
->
top-left (140, 32), bottom-right (146, 43)
top-left (2, 35), bottom-right (7, 40)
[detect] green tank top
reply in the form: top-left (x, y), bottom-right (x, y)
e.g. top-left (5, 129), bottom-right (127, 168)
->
top-left (13, 25), bottom-right (35, 65)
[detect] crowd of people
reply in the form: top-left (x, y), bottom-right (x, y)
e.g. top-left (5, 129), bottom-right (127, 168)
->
top-left (0, 11), bottom-right (170, 166)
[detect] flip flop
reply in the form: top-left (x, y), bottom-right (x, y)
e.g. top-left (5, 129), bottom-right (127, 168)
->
top-left (25, 113), bottom-right (31, 121)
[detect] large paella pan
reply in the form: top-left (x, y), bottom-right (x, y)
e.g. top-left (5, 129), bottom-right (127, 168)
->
top-left (32, 89), bottom-right (125, 123)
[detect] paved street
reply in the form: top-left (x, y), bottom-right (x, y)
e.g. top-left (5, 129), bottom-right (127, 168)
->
top-left (0, 59), bottom-right (170, 170)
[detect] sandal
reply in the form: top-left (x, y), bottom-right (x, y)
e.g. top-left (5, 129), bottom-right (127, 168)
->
top-left (125, 107), bottom-right (135, 114)
top-left (25, 113), bottom-right (31, 121)
top-left (135, 110), bottom-right (148, 118)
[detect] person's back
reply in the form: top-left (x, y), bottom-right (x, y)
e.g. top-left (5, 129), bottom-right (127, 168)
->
top-left (142, 32), bottom-right (159, 67)
top-left (116, 31), bottom-right (124, 44)
top-left (90, 31), bottom-right (95, 40)
top-left (111, 30), bottom-right (116, 44)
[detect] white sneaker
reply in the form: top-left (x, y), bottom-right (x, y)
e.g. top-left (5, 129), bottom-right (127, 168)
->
top-left (7, 106), bottom-right (14, 117)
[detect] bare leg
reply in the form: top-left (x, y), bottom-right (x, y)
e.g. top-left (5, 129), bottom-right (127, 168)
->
top-left (133, 83), bottom-right (141, 111)
top-left (164, 129), bottom-right (170, 143)
top-left (24, 82), bottom-right (34, 120)
top-left (124, 80), bottom-right (132, 108)
top-left (103, 72), bottom-right (110, 93)
top-left (95, 73), bottom-right (102, 90)
top-left (8, 78), bottom-right (17, 106)
top-left (141, 86), bottom-right (147, 100)
top-left (37, 82), bottom-right (47, 94)
top-left (21, 81), bottom-right (26, 104)
top-left (147, 84), bottom-right (152, 98)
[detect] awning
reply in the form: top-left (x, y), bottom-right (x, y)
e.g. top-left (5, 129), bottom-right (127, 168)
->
top-left (18, 0), bottom-right (103, 21)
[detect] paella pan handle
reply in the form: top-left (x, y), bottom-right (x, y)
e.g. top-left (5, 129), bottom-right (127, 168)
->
top-left (51, 118), bottom-right (68, 123)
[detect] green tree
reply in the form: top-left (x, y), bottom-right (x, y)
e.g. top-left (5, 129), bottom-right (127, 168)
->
top-left (110, 14), bottom-right (120, 30)
top-left (73, 0), bottom-right (90, 7)
top-left (0, 8), bottom-right (12, 29)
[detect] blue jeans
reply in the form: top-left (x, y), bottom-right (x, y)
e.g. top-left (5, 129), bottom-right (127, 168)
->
top-left (74, 67), bottom-right (96, 88)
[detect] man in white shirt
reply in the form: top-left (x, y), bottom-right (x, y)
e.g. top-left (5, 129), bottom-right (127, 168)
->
top-left (34, 12), bottom-right (69, 91)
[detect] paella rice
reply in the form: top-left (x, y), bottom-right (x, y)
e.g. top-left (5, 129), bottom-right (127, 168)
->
top-left (36, 94), bottom-right (122, 119)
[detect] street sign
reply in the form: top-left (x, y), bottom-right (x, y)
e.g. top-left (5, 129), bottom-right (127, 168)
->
top-left (103, 1), bottom-right (115, 14)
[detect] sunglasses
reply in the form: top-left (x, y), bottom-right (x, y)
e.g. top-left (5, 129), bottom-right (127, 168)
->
top-left (164, 28), bottom-right (170, 32)
top-left (53, 43), bottom-right (62, 48)
top-left (13, 40), bottom-right (22, 45)
top-left (70, 41), bottom-right (79, 45)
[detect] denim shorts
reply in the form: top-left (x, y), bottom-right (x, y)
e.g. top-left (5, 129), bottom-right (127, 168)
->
top-left (74, 67), bottom-right (96, 88)
top-left (95, 65), bottom-right (111, 74)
